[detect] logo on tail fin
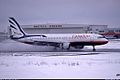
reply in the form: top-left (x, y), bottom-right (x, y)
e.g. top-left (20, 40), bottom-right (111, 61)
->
top-left (9, 17), bottom-right (26, 39)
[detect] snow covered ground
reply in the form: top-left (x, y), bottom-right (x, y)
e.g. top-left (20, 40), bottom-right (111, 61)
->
top-left (0, 39), bottom-right (120, 79)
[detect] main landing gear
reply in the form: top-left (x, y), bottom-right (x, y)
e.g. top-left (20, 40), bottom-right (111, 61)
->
top-left (93, 45), bottom-right (96, 51)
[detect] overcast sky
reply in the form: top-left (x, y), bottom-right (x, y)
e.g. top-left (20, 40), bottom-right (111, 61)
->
top-left (0, 0), bottom-right (120, 32)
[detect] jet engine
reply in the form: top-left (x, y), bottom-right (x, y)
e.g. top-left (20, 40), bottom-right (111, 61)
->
top-left (61, 42), bottom-right (70, 49)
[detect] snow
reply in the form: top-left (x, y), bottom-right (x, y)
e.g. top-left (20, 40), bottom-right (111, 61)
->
top-left (0, 52), bottom-right (120, 79)
top-left (0, 39), bottom-right (120, 79)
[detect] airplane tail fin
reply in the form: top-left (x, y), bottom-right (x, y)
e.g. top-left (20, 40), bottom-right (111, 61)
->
top-left (8, 17), bottom-right (26, 39)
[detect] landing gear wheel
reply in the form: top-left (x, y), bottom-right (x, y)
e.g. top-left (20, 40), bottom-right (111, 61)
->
top-left (93, 45), bottom-right (96, 51)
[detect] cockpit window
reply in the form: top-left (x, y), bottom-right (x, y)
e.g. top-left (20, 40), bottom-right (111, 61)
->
top-left (98, 36), bottom-right (106, 38)
top-left (42, 35), bottom-right (47, 37)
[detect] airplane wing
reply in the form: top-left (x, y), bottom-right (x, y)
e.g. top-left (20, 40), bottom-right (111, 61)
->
top-left (30, 41), bottom-right (61, 47)
top-left (32, 40), bottom-right (72, 49)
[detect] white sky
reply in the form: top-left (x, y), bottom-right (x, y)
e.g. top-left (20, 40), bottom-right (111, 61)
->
top-left (0, 0), bottom-right (120, 32)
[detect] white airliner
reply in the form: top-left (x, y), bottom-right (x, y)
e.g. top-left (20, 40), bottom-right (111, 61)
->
top-left (8, 17), bottom-right (108, 51)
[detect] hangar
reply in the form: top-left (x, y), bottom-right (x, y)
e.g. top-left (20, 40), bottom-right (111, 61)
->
top-left (21, 23), bottom-right (108, 34)
top-left (21, 24), bottom-right (88, 34)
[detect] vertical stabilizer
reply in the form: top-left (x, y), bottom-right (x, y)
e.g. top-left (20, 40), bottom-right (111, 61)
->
top-left (8, 17), bottom-right (26, 39)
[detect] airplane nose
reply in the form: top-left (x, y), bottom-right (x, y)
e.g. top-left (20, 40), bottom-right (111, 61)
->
top-left (103, 38), bottom-right (109, 44)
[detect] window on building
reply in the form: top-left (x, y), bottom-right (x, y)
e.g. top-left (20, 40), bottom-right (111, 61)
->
top-left (99, 31), bottom-right (104, 32)
top-left (109, 30), bottom-right (114, 32)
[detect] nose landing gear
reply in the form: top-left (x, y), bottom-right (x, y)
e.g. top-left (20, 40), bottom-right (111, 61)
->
top-left (93, 45), bottom-right (96, 51)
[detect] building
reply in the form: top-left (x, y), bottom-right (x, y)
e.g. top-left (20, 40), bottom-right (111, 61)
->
top-left (0, 32), bottom-right (8, 42)
top-left (22, 24), bottom-right (88, 34)
top-left (101, 28), bottom-right (120, 38)
top-left (21, 24), bottom-right (108, 34)
top-left (87, 25), bottom-right (108, 34)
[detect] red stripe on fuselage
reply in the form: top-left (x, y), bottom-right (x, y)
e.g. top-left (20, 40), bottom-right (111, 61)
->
top-left (71, 40), bottom-right (108, 47)
top-left (89, 41), bottom-right (108, 45)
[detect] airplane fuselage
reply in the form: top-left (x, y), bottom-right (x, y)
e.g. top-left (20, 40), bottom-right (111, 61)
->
top-left (14, 33), bottom-right (108, 46)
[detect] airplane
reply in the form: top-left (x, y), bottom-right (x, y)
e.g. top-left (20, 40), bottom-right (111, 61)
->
top-left (8, 17), bottom-right (108, 51)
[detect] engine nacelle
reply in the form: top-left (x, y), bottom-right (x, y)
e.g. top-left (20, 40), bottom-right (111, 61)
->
top-left (61, 42), bottom-right (70, 49)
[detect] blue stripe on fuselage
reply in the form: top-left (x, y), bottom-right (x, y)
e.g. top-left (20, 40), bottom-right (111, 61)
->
top-left (10, 34), bottom-right (47, 39)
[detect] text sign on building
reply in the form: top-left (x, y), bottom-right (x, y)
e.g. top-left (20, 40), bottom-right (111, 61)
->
top-left (34, 25), bottom-right (62, 28)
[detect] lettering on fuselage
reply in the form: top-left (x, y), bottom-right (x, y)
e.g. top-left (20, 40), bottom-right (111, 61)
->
top-left (72, 35), bottom-right (90, 39)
